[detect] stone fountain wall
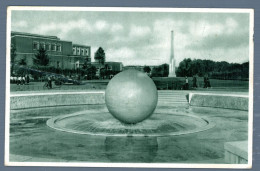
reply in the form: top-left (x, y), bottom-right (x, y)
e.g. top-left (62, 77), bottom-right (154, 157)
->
top-left (189, 93), bottom-right (249, 111)
top-left (10, 92), bottom-right (105, 109)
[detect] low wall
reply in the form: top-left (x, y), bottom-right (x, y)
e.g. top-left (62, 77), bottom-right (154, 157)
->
top-left (10, 92), bottom-right (105, 109)
top-left (189, 93), bottom-right (248, 110)
top-left (224, 141), bottom-right (248, 164)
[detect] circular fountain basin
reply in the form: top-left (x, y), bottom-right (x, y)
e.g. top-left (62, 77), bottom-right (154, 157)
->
top-left (46, 111), bottom-right (214, 137)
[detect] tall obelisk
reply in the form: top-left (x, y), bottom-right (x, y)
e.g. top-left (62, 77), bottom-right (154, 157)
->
top-left (168, 30), bottom-right (176, 77)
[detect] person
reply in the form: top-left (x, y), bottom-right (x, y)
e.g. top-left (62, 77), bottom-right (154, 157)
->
top-left (14, 76), bottom-right (17, 84)
top-left (203, 75), bottom-right (208, 88)
top-left (26, 74), bottom-right (30, 84)
top-left (48, 76), bottom-right (52, 89)
top-left (185, 76), bottom-right (189, 90)
top-left (17, 76), bottom-right (22, 85)
top-left (207, 76), bottom-right (211, 88)
top-left (192, 75), bottom-right (197, 88)
top-left (10, 76), bottom-right (13, 84)
top-left (21, 76), bottom-right (26, 85)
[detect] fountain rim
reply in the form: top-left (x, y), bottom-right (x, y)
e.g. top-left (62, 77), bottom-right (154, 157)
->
top-left (46, 111), bottom-right (215, 137)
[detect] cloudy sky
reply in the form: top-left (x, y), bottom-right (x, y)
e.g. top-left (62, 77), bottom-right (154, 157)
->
top-left (11, 9), bottom-right (250, 66)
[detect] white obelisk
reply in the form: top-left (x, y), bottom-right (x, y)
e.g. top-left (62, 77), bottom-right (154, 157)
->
top-left (168, 30), bottom-right (176, 77)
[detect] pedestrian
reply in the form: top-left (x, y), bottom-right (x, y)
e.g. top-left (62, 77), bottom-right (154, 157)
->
top-left (26, 74), bottom-right (30, 84)
top-left (22, 76), bottom-right (26, 85)
top-left (192, 75), bottom-right (197, 88)
top-left (185, 76), bottom-right (189, 90)
top-left (203, 75), bottom-right (208, 88)
top-left (48, 76), bottom-right (52, 89)
top-left (207, 76), bottom-right (211, 88)
top-left (10, 76), bottom-right (13, 84)
top-left (14, 76), bottom-right (17, 84)
top-left (17, 76), bottom-right (22, 85)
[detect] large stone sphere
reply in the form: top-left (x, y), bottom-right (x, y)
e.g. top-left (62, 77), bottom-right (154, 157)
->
top-left (105, 69), bottom-right (158, 124)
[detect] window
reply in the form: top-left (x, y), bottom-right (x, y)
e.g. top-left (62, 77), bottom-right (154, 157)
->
top-left (85, 49), bottom-right (89, 56)
top-left (57, 61), bottom-right (60, 68)
top-left (81, 49), bottom-right (84, 55)
top-left (73, 47), bottom-right (76, 55)
top-left (46, 43), bottom-right (51, 51)
top-left (33, 42), bottom-right (39, 50)
top-left (40, 42), bottom-right (45, 50)
top-left (51, 44), bottom-right (56, 51)
top-left (77, 47), bottom-right (80, 55)
top-left (57, 44), bottom-right (61, 52)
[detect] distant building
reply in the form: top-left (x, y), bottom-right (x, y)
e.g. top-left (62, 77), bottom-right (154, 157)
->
top-left (123, 65), bottom-right (144, 71)
top-left (123, 65), bottom-right (155, 72)
top-left (91, 61), bottom-right (123, 78)
top-left (11, 31), bottom-right (91, 70)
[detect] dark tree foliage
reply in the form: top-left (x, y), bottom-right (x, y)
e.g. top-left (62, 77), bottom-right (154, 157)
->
top-left (19, 57), bottom-right (27, 66)
top-left (143, 66), bottom-right (151, 73)
top-left (34, 47), bottom-right (49, 66)
top-left (86, 65), bottom-right (97, 80)
top-left (161, 64), bottom-right (169, 77)
top-left (176, 58), bottom-right (249, 80)
top-left (10, 43), bottom-right (16, 76)
top-left (99, 64), bottom-right (110, 79)
top-left (151, 63), bottom-right (169, 77)
top-left (94, 47), bottom-right (105, 65)
top-left (82, 57), bottom-right (91, 69)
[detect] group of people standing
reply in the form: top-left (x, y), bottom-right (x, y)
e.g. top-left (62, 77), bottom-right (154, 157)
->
top-left (183, 74), bottom-right (211, 90)
top-left (10, 75), bottom-right (30, 85)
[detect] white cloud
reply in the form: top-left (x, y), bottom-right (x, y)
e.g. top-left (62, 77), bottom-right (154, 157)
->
top-left (225, 17), bottom-right (238, 34)
top-left (106, 47), bottom-right (136, 62)
top-left (12, 20), bottom-right (28, 28)
top-left (95, 20), bottom-right (108, 31)
top-left (129, 25), bottom-right (151, 38)
top-left (110, 23), bottom-right (123, 33)
top-left (31, 19), bottom-right (93, 38)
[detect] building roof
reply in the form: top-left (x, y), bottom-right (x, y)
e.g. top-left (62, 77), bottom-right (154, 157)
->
top-left (73, 44), bottom-right (91, 48)
top-left (11, 31), bottom-right (60, 40)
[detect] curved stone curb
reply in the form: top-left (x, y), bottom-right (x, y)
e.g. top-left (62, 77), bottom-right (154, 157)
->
top-left (46, 111), bottom-right (215, 137)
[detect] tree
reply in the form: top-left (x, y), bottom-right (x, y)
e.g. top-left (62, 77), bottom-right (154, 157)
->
top-left (176, 58), bottom-right (192, 77)
top-left (143, 66), bottom-right (151, 73)
top-left (176, 58), bottom-right (249, 80)
top-left (33, 47), bottom-right (49, 66)
top-left (86, 65), bottom-right (97, 80)
top-left (94, 47), bottom-right (105, 65)
top-left (82, 56), bottom-right (91, 69)
top-left (10, 43), bottom-right (16, 76)
top-left (151, 64), bottom-right (169, 77)
top-left (19, 57), bottom-right (27, 66)
top-left (161, 64), bottom-right (169, 77)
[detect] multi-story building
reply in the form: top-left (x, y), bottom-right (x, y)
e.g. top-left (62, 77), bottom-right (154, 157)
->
top-left (11, 31), bottom-right (91, 70)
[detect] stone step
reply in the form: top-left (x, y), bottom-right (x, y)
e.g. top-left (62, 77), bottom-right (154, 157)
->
top-left (158, 94), bottom-right (186, 96)
top-left (158, 101), bottom-right (188, 103)
top-left (158, 95), bottom-right (187, 97)
top-left (158, 102), bottom-right (188, 104)
top-left (158, 99), bottom-right (187, 101)
top-left (158, 96), bottom-right (187, 99)
top-left (158, 94), bottom-right (187, 97)
top-left (158, 93), bottom-right (188, 95)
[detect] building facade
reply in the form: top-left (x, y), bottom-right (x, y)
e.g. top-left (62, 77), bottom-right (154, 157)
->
top-left (11, 31), bottom-right (91, 70)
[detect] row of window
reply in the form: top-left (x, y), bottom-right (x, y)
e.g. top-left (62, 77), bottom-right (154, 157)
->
top-left (73, 47), bottom-right (89, 56)
top-left (33, 42), bottom-right (62, 52)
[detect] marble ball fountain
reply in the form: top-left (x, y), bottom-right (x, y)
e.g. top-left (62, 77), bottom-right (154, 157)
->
top-left (105, 69), bottom-right (158, 124)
